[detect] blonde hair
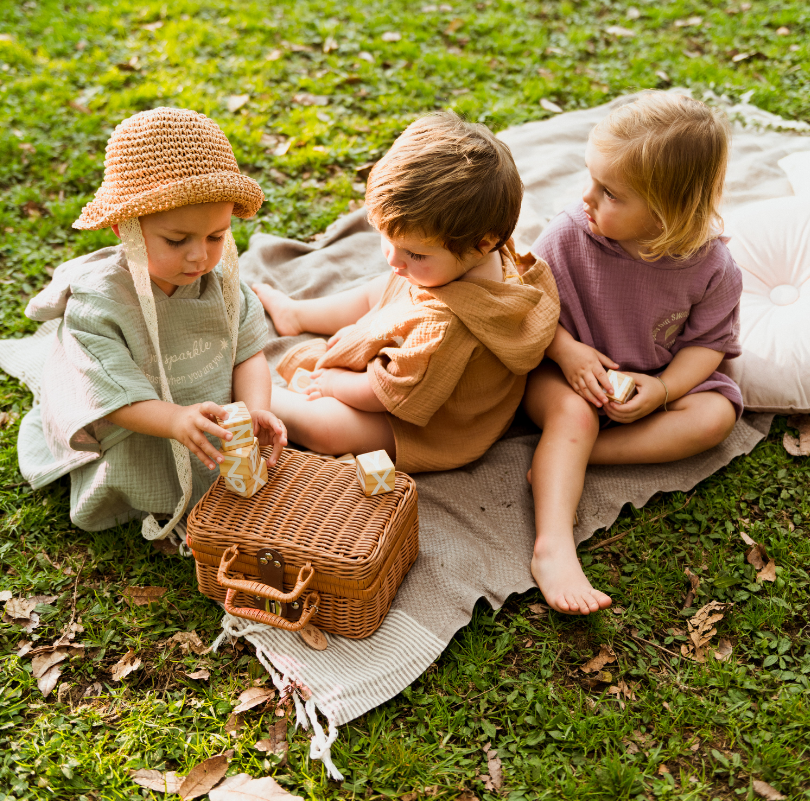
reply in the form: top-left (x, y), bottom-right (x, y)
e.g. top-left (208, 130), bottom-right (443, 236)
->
top-left (591, 92), bottom-right (730, 261)
top-left (365, 112), bottom-right (523, 257)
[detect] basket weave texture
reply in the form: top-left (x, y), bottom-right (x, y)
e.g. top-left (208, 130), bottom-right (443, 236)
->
top-left (187, 448), bottom-right (419, 639)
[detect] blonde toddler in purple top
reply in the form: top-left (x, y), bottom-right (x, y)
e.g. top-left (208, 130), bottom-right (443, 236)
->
top-left (523, 92), bottom-right (742, 616)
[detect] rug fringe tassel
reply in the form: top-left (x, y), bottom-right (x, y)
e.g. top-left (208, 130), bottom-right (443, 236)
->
top-left (212, 613), bottom-right (344, 781)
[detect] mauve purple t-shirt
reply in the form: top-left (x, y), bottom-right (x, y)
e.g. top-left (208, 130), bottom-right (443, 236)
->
top-left (531, 203), bottom-right (744, 418)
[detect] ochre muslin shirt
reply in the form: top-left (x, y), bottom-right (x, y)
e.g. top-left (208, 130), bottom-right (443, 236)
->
top-left (278, 242), bottom-right (560, 472)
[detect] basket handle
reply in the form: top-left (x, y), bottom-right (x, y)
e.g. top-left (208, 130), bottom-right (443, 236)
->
top-left (223, 588), bottom-right (320, 632)
top-left (217, 544), bottom-right (315, 602)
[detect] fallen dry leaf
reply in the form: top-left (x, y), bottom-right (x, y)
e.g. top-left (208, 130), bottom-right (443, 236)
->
top-left (130, 769), bottom-right (184, 793)
top-left (605, 25), bottom-right (635, 37)
top-left (177, 751), bottom-right (233, 800)
top-left (38, 664), bottom-right (62, 697)
top-left (233, 687), bottom-right (275, 714)
top-left (540, 98), bottom-right (563, 113)
top-left (622, 738), bottom-right (639, 755)
top-left (292, 93), bottom-right (329, 106)
top-left (32, 649), bottom-right (69, 679)
top-left (740, 530), bottom-right (756, 546)
top-left (757, 560), bottom-right (777, 583)
top-left (746, 543), bottom-right (768, 570)
top-left (527, 602), bottom-right (549, 616)
top-left (225, 712), bottom-right (245, 734)
top-left (6, 595), bottom-right (55, 621)
top-left (752, 779), bottom-right (786, 800)
top-left (83, 681), bottom-right (102, 698)
top-left (111, 650), bottom-right (142, 682)
top-left (143, 20), bottom-right (163, 30)
top-left (166, 631), bottom-right (207, 655)
top-left (322, 36), bottom-right (338, 53)
top-left (681, 601), bottom-right (729, 661)
top-left (457, 793), bottom-right (480, 801)
top-left (185, 668), bottom-right (210, 681)
top-left (255, 719), bottom-right (288, 762)
top-left (583, 670), bottom-right (613, 689)
top-left (124, 586), bottom-right (167, 606)
top-left (674, 16), bottom-right (703, 27)
top-left (0, 590), bottom-right (11, 602)
top-left (381, 31), bottom-right (402, 42)
top-left (776, 26), bottom-right (790, 35)
top-left (479, 742), bottom-right (503, 793)
top-left (227, 94), bottom-right (250, 113)
top-left (298, 623), bottom-right (328, 651)
top-left (16, 640), bottom-right (33, 658)
top-left (153, 538), bottom-right (180, 556)
top-left (683, 567), bottom-right (700, 609)
top-left (209, 773), bottom-right (304, 800)
top-left (581, 644), bottom-right (616, 674)
top-left (714, 638), bottom-right (733, 662)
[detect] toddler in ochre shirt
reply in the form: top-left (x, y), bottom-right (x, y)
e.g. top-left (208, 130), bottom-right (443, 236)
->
top-left (253, 112), bottom-right (560, 472)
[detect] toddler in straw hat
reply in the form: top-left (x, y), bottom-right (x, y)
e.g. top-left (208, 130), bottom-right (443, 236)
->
top-left (18, 108), bottom-right (287, 539)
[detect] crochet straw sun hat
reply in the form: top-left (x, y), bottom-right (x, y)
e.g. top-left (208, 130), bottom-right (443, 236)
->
top-left (74, 106), bottom-right (264, 229)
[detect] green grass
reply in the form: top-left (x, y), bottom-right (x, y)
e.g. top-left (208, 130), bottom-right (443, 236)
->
top-left (1, 0), bottom-right (809, 798)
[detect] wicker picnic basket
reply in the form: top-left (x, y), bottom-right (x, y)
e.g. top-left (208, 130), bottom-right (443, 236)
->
top-left (186, 448), bottom-right (419, 639)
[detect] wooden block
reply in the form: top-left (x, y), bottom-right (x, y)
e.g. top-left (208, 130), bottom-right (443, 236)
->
top-left (217, 401), bottom-right (254, 452)
top-left (288, 367), bottom-right (312, 394)
top-left (605, 370), bottom-right (636, 403)
top-left (219, 437), bottom-right (268, 498)
top-left (355, 450), bottom-right (395, 496)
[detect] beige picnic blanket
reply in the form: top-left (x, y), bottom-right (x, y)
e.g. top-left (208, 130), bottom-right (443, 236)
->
top-left (2, 92), bottom-right (807, 776)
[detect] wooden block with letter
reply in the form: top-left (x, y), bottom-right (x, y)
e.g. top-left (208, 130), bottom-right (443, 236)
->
top-left (219, 436), bottom-right (268, 498)
top-left (217, 401), bottom-right (254, 452)
top-left (288, 367), bottom-right (313, 394)
top-left (355, 450), bottom-right (395, 496)
top-left (605, 369), bottom-right (636, 403)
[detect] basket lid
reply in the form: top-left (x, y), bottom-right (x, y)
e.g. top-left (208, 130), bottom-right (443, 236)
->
top-left (187, 448), bottom-right (417, 583)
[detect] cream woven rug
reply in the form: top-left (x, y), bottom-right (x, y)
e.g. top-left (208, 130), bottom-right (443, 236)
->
top-left (2, 92), bottom-right (807, 776)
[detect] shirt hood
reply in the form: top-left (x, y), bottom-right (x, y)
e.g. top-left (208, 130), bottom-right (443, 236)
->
top-left (26, 246), bottom-right (125, 321)
top-left (419, 241), bottom-right (559, 374)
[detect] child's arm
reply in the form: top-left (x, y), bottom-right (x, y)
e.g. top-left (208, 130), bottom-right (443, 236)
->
top-left (106, 401), bottom-right (232, 471)
top-left (254, 273), bottom-right (389, 337)
top-left (604, 346), bottom-right (725, 424)
top-left (547, 325), bottom-right (619, 408)
top-left (303, 367), bottom-right (387, 412)
top-left (232, 351), bottom-right (287, 464)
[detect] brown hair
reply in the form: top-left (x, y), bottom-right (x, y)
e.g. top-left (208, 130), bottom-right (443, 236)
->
top-left (364, 112), bottom-right (523, 257)
top-left (590, 91), bottom-right (730, 261)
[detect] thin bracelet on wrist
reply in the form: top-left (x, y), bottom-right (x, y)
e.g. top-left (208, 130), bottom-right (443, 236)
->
top-left (655, 375), bottom-right (669, 411)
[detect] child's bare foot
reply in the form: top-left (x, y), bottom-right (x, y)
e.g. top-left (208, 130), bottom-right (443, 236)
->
top-left (252, 284), bottom-right (302, 336)
top-left (531, 542), bottom-right (612, 615)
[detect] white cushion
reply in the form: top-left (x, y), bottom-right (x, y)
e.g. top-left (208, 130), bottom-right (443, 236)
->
top-left (720, 195), bottom-right (810, 413)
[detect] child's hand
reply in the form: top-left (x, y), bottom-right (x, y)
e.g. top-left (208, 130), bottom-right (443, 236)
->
top-left (603, 373), bottom-right (667, 424)
top-left (304, 367), bottom-right (347, 400)
top-left (251, 409), bottom-right (288, 466)
top-left (326, 326), bottom-right (353, 350)
top-left (556, 339), bottom-right (620, 408)
top-left (169, 402), bottom-right (231, 470)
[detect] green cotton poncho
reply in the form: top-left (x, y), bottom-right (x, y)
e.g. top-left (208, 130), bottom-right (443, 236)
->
top-left (18, 245), bottom-right (268, 531)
